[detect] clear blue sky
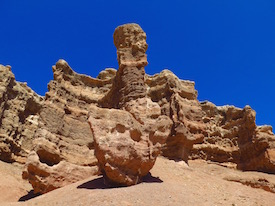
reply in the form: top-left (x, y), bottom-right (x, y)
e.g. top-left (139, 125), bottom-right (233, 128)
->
top-left (1, 1), bottom-right (275, 129)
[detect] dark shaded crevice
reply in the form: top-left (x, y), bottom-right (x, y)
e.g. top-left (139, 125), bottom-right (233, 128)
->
top-left (0, 100), bottom-right (9, 127)
top-left (18, 190), bottom-right (41, 202)
top-left (36, 149), bottom-right (62, 166)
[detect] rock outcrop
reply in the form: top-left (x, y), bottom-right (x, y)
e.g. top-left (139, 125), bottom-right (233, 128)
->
top-left (145, 70), bottom-right (206, 161)
top-left (22, 60), bottom-right (114, 193)
top-left (0, 23), bottom-right (274, 194)
top-left (102, 23), bottom-right (148, 109)
top-left (190, 101), bottom-right (275, 173)
top-left (0, 65), bottom-right (43, 164)
top-left (89, 24), bottom-right (172, 186)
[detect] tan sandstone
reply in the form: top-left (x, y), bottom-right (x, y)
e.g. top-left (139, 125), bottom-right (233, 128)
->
top-left (0, 23), bottom-right (274, 196)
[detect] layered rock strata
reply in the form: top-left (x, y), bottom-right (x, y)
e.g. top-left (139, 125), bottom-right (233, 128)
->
top-left (89, 23), bottom-right (172, 186)
top-left (22, 60), bottom-right (115, 193)
top-left (145, 70), bottom-right (206, 161)
top-left (0, 65), bottom-right (43, 164)
top-left (190, 101), bottom-right (275, 173)
top-left (102, 23), bottom-right (148, 109)
top-left (0, 23), bottom-right (274, 194)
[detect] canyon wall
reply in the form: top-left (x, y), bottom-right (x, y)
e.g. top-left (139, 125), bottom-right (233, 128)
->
top-left (0, 23), bottom-right (274, 194)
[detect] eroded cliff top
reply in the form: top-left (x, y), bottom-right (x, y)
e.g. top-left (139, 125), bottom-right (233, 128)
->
top-left (0, 23), bottom-right (275, 199)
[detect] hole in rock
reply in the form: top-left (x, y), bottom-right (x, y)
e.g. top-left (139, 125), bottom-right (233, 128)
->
top-left (64, 107), bottom-right (71, 114)
top-left (37, 149), bottom-right (61, 166)
top-left (115, 124), bottom-right (126, 133)
top-left (130, 129), bottom-right (141, 142)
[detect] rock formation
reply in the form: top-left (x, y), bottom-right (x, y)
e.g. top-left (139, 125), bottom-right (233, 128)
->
top-left (145, 70), bottom-right (206, 161)
top-left (102, 23), bottom-right (148, 109)
top-left (0, 65), bottom-right (43, 164)
top-left (0, 23), bottom-right (274, 194)
top-left (190, 101), bottom-right (275, 173)
top-left (22, 60), bottom-right (115, 193)
top-left (89, 24), bottom-right (172, 186)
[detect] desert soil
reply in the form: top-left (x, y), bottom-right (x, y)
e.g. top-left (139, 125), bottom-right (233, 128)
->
top-left (1, 157), bottom-right (275, 206)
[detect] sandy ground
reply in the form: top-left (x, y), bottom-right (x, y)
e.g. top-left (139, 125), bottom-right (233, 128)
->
top-left (1, 157), bottom-right (275, 206)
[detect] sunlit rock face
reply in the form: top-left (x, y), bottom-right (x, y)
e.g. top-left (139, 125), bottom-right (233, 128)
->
top-left (0, 23), bottom-right (274, 194)
top-left (0, 65), bottom-right (43, 164)
top-left (102, 23), bottom-right (148, 109)
top-left (190, 101), bottom-right (275, 173)
top-left (22, 60), bottom-right (111, 194)
top-left (89, 23), bottom-right (172, 186)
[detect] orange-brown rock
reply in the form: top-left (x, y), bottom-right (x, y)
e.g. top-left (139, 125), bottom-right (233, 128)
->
top-left (190, 101), bottom-right (275, 173)
top-left (22, 140), bottom-right (97, 194)
top-left (23, 60), bottom-right (114, 193)
top-left (102, 23), bottom-right (148, 108)
top-left (1, 23), bottom-right (275, 196)
top-left (89, 24), bottom-right (172, 186)
top-left (145, 70), bottom-right (205, 161)
top-left (88, 100), bottom-right (172, 186)
top-left (0, 65), bottom-right (43, 164)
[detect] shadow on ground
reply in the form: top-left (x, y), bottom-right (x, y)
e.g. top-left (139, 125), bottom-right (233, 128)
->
top-left (18, 190), bottom-right (41, 202)
top-left (77, 172), bottom-right (163, 190)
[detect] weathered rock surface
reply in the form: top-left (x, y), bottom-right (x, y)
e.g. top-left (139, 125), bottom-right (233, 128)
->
top-left (22, 148), bottom-right (97, 194)
top-left (190, 101), bottom-right (275, 173)
top-left (224, 174), bottom-right (275, 194)
top-left (0, 23), bottom-right (275, 195)
top-left (0, 65), bottom-right (43, 164)
top-left (145, 70), bottom-right (206, 161)
top-left (89, 24), bottom-right (172, 186)
top-left (102, 23), bottom-right (148, 109)
top-left (88, 101), bottom-right (172, 186)
top-left (22, 60), bottom-right (114, 193)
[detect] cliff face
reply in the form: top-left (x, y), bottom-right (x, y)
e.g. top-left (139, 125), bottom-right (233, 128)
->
top-left (0, 65), bottom-right (43, 164)
top-left (191, 101), bottom-right (275, 173)
top-left (0, 23), bottom-right (274, 194)
top-left (22, 60), bottom-right (111, 193)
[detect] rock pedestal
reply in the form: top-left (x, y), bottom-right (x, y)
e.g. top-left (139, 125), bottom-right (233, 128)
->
top-left (89, 24), bottom-right (172, 186)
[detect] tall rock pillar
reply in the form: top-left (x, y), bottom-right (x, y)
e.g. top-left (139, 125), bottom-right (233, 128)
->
top-left (103, 23), bottom-right (148, 108)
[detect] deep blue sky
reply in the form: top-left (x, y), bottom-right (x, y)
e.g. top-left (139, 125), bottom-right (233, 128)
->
top-left (1, 1), bottom-right (274, 128)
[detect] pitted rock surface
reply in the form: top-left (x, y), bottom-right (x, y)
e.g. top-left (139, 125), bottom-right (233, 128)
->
top-left (0, 65), bottom-right (43, 164)
top-left (0, 23), bottom-right (274, 195)
top-left (22, 60), bottom-right (113, 193)
top-left (88, 101), bottom-right (172, 186)
top-left (102, 23), bottom-right (148, 108)
top-left (190, 101), bottom-right (275, 173)
top-left (145, 70), bottom-right (205, 161)
top-left (89, 24), bottom-right (172, 186)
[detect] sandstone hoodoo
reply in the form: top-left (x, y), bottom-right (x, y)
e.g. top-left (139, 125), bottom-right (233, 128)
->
top-left (102, 23), bottom-right (148, 108)
top-left (0, 23), bottom-right (275, 195)
top-left (89, 23), bottom-right (172, 186)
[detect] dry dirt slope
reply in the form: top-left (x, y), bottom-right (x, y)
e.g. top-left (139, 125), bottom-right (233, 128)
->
top-left (1, 157), bottom-right (275, 206)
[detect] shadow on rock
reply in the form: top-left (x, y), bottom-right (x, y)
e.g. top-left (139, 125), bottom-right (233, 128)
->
top-left (18, 190), bottom-right (41, 202)
top-left (78, 176), bottom-right (109, 190)
top-left (141, 172), bottom-right (163, 183)
top-left (77, 173), bottom-right (163, 190)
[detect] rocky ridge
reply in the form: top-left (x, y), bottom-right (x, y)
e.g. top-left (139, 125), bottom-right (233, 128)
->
top-left (0, 23), bottom-right (274, 195)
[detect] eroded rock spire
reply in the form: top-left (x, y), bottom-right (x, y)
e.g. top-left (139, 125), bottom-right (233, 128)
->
top-left (103, 23), bottom-right (148, 108)
top-left (89, 24), bottom-right (172, 186)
